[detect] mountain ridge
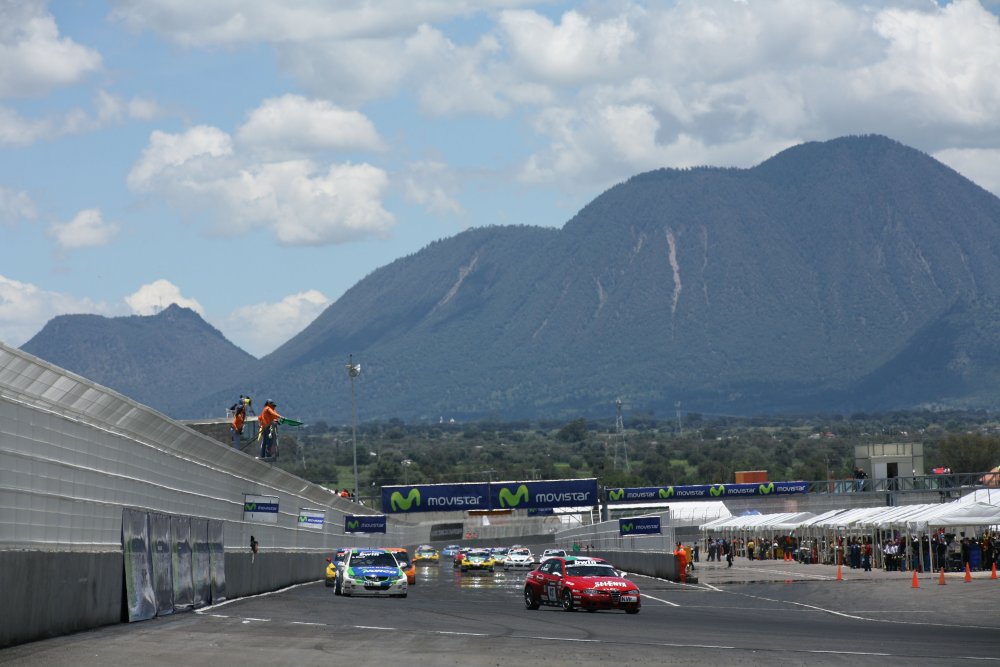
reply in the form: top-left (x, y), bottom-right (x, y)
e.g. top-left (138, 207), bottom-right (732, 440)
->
top-left (21, 135), bottom-right (1000, 421)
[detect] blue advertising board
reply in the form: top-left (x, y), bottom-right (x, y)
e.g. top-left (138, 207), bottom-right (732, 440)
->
top-left (619, 516), bottom-right (661, 536)
top-left (381, 483), bottom-right (490, 514)
top-left (344, 514), bottom-right (387, 533)
top-left (606, 481), bottom-right (809, 503)
top-left (381, 479), bottom-right (599, 514)
top-left (490, 479), bottom-right (599, 510)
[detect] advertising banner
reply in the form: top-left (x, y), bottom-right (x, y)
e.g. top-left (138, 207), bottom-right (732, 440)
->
top-left (243, 494), bottom-right (279, 523)
top-left (170, 515), bottom-right (194, 611)
top-left (122, 507), bottom-right (156, 622)
top-left (382, 483), bottom-right (490, 514)
top-left (490, 478), bottom-right (599, 510)
top-left (606, 480), bottom-right (809, 503)
top-left (619, 516), bottom-right (661, 536)
top-left (345, 514), bottom-right (387, 533)
top-left (382, 479), bottom-right (599, 513)
top-left (429, 522), bottom-right (465, 541)
top-left (298, 508), bottom-right (326, 530)
top-left (191, 517), bottom-right (211, 608)
top-left (149, 512), bottom-right (174, 616)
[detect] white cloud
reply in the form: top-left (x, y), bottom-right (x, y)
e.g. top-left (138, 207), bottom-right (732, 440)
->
top-left (498, 9), bottom-right (636, 85)
top-left (403, 161), bottom-right (463, 216)
top-left (223, 289), bottom-right (331, 356)
top-left (235, 94), bottom-right (385, 156)
top-left (0, 186), bottom-right (37, 225)
top-left (47, 209), bottom-right (119, 250)
top-left (129, 123), bottom-right (394, 245)
top-left (0, 91), bottom-right (163, 147)
top-left (0, 0), bottom-right (102, 97)
top-left (128, 125), bottom-right (234, 190)
top-left (125, 280), bottom-right (204, 316)
top-left (0, 274), bottom-right (110, 347)
top-left (933, 147), bottom-right (1000, 198)
top-left (108, 0), bottom-right (536, 46)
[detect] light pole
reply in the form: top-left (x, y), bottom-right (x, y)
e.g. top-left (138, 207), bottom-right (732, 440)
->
top-left (346, 355), bottom-right (361, 501)
top-left (402, 459), bottom-right (412, 485)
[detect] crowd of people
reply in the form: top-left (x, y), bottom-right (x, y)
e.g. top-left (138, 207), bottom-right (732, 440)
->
top-left (700, 531), bottom-right (997, 573)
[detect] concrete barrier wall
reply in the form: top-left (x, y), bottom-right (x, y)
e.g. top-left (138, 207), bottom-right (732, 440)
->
top-left (589, 549), bottom-right (680, 582)
top-left (0, 551), bottom-right (123, 648)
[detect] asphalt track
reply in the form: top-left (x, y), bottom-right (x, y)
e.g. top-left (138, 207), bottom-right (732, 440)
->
top-left (3, 559), bottom-right (998, 666)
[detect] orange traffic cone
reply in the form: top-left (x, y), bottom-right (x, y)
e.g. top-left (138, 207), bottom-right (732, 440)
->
top-left (964, 562), bottom-right (972, 583)
top-left (992, 563), bottom-right (997, 580)
top-left (836, 564), bottom-right (843, 581)
top-left (911, 570), bottom-right (919, 588)
top-left (938, 568), bottom-right (946, 585)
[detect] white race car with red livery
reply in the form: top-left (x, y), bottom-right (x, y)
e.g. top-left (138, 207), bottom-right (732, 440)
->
top-left (524, 556), bottom-right (640, 614)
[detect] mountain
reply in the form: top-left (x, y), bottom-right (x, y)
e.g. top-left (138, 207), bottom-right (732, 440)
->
top-left (23, 135), bottom-right (1000, 421)
top-left (20, 304), bottom-right (256, 416)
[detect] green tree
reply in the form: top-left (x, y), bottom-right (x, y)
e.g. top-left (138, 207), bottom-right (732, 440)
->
top-left (939, 433), bottom-right (1000, 473)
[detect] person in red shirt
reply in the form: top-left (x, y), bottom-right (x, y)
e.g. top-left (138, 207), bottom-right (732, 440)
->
top-left (258, 399), bottom-right (283, 458)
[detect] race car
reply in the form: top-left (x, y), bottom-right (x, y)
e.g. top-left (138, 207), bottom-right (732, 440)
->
top-left (503, 547), bottom-right (535, 570)
top-left (337, 548), bottom-right (408, 597)
top-left (413, 545), bottom-right (440, 564)
top-left (524, 556), bottom-right (640, 614)
top-left (539, 548), bottom-right (567, 563)
top-left (460, 548), bottom-right (496, 572)
top-left (490, 546), bottom-right (510, 563)
top-left (442, 544), bottom-right (462, 557)
top-left (388, 547), bottom-right (417, 585)
top-left (325, 547), bottom-right (349, 587)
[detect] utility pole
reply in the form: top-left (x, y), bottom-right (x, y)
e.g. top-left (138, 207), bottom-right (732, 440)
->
top-left (675, 401), bottom-right (682, 436)
top-left (346, 355), bottom-right (361, 501)
top-left (613, 399), bottom-right (630, 472)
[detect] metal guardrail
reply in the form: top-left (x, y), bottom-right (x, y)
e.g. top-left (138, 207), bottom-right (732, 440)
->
top-left (807, 472), bottom-right (995, 495)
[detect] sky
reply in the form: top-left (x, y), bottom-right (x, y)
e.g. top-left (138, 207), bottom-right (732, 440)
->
top-left (2, 0), bottom-right (1000, 358)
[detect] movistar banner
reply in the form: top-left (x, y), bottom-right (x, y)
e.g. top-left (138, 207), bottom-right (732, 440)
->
top-left (490, 479), bottom-right (598, 510)
top-left (243, 494), bottom-right (279, 523)
top-left (344, 514), bottom-right (387, 533)
top-left (619, 516), bottom-right (661, 536)
top-left (606, 481), bottom-right (809, 503)
top-left (297, 508), bottom-right (325, 530)
top-left (382, 483), bottom-right (490, 514)
top-left (382, 479), bottom-right (599, 514)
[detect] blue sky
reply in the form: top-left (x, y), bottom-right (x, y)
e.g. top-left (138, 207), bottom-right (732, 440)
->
top-left (3, 0), bottom-right (1000, 357)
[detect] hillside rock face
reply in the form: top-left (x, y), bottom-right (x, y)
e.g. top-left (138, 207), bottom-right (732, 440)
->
top-left (23, 136), bottom-right (1000, 421)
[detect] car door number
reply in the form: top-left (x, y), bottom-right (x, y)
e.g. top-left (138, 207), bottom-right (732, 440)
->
top-left (545, 583), bottom-right (558, 601)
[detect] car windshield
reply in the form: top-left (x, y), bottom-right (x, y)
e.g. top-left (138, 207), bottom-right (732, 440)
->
top-left (566, 564), bottom-right (619, 577)
top-left (511, 549), bottom-right (530, 556)
top-left (467, 550), bottom-right (489, 557)
top-left (393, 553), bottom-right (411, 567)
top-left (351, 552), bottom-right (398, 567)
top-left (417, 549), bottom-right (435, 556)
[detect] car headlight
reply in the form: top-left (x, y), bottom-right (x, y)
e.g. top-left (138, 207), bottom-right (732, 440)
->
top-left (626, 589), bottom-right (639, 595)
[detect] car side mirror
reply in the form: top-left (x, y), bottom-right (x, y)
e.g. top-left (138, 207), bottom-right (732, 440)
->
top-left (553, 572), bottom-right (562, 578)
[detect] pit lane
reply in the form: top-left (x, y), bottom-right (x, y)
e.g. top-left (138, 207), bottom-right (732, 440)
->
top-left (3, 560), bottom-right (998, 666)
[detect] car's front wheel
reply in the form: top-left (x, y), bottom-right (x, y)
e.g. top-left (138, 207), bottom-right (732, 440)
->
top-left (524, 586), bottom-right (540, 610)
top-left (561, 589), bottom-right (574, 612)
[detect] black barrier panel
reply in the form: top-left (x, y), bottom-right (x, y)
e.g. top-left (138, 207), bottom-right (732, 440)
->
top-left (149, 512), bottom-right (174, 616)
top-left (429, 522), bottom-right (464, 541)
top-left (122, 508), bottom-right (156, 622)
top-left (171, 516), bottom-right (194, 610)
top-left (191, 518), bottom-right (211, 607)
top-left (208, 519), bottom-right (226, 603)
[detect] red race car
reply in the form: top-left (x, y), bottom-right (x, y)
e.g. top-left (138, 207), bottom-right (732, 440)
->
top-left (524, 556), bottom-right (640, 614)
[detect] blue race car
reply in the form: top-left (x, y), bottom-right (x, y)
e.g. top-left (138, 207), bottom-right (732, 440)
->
top-left (442, 544), bottom-right (462, 557)
top-left (337, 548), bottom-right (408, 597)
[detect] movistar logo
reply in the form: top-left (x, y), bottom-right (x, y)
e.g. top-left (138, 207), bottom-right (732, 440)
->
top-left (245, 503), bottom-right (256, 511)
top-left (609, 488), bottom-right (624, 501)
top-left (710, 484), bottom-right (726, 497)
top-left (498, 484), bottom-right (529, 508)
top-left (347, 519), bottom-right (359, 530)
top-left (621, 522), bottom-right (634, 533)
top-left (759, 482), bottom-right (775, 495)
top-left (659, 487), bottom-right (674, 499)
top-left (298, 515), bottom-right (307, 523)
top-left (390, 488), bottom-right (421, 511)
